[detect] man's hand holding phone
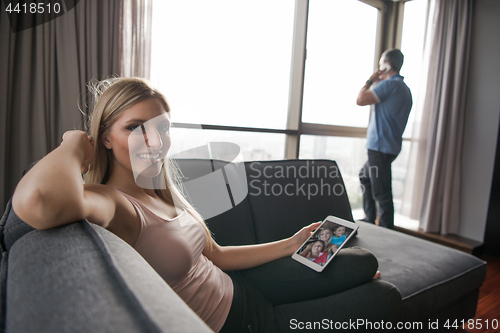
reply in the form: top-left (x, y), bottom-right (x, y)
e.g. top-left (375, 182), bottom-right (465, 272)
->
top-left (367, 63), bottom-right (392, 85)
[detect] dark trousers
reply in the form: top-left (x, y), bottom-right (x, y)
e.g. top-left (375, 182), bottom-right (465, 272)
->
top-left (220, 271), bottom-right (279, 333)
top-left (359, 150), bottom-right (397, 229)
top-left (220, 247), bottom-right (378, 332)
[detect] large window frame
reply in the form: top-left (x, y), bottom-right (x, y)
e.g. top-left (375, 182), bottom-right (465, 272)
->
top-left (168, 0), bottom-right (409, 159)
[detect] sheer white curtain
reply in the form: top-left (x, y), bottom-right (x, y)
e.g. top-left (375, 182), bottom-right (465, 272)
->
top-left (402, 0), bottom-right (473, 234)
top-left (120, 0), bottom-right (153, 78)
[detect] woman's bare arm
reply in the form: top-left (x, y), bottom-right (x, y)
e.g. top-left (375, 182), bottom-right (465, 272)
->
top-left (203, 222), bottom-right (321, 271)
top-left (12, 131), bottom-right (114, 230)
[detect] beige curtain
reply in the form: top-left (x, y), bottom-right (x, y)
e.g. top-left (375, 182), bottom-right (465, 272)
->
top-left (401, 0), bottom-right (473, 234)
top-left (120, 0), bottom-right (153, 78)
top-left (0, 1), bottom-right (121, 209)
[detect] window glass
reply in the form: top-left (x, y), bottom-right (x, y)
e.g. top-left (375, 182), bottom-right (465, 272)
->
top-left (301, 0), bottom-right (378, 127)
top-left (391, 140), bottom-right (418, 229)
top-left (169, 127), bottom-right (285, 161)
top-left (400, 0), bottom-right (427, 138)
top-left (151, 0), bottom-right (295, 129)
top-left (299, 136), bottom-right (411, 217)
top-left (299, 135), bottom-right (368, 210)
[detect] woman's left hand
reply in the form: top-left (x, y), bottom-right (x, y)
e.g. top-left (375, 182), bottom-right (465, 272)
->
top-left (288, 221), bottom-right (322, 254)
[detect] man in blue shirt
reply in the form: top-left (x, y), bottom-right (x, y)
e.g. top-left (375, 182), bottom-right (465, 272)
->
top-left (356, 49), bottom-right (412, 229)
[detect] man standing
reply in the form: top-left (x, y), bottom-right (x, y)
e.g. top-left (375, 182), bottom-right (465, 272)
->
top-left (356, 49), bottom-right (412, 229)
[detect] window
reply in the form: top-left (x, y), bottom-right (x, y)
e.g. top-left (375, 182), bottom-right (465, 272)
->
top-left (299, 135), bottom-right (367, 210)
top-left (298, 0), bottom-right (379, 215)
top-left (151, 0), bottom-right (295, 129)
top-left (392, 0), bottom-right (427, 229)
top-left (150, 0), bottom-right (423, 227)
top-left (301, 0), bottom-right (378, 128)
top-left (400, 0), bottom-right (427, 139)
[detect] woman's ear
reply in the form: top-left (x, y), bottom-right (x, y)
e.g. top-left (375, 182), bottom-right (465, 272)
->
top-left (102, 135), bottom-right (112, 150)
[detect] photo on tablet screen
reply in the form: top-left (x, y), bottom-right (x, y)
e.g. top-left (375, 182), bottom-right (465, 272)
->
top-left (292, 216), bottom-right (358, 272)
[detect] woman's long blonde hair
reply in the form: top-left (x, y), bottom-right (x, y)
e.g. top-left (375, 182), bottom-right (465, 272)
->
top-left (84, 77), bottom-right (212, 243)
top-left (316, 227), bottom-right (333, 254)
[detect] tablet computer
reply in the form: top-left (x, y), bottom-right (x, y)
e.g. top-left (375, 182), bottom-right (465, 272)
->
top-left (291, 215), bottom-right (359, 272)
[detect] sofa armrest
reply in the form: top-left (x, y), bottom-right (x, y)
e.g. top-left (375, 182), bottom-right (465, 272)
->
top-left (88, 223), bottom-right (213, 332)
top-left (6, 221), bottom-right (212, 333)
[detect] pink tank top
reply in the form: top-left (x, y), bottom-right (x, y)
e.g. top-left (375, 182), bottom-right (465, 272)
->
top-left (117, 191), bottom-right (233, 332)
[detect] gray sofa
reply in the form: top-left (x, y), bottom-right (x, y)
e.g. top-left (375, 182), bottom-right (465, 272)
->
top-left (0, 159), bottom-right (487, 332)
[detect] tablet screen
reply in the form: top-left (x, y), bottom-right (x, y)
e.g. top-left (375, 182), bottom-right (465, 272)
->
top-left (292, 216), bottom-right (359, 272)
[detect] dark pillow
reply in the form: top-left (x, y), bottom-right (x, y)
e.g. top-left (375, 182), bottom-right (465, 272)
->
top-left (244, 160), bottom-right (356, 244)
top-left (238, 246), bottom-right (378, 305)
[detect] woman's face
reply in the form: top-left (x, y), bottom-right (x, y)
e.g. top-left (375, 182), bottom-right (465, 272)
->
top-left (103, 98), bottom-right (171, 183)
top-left (311, 241), bottom-right (323, 255)
top-left (318, 229), bottom-right (331, 242)
top-left (334, 227), bottom-right (346, 237)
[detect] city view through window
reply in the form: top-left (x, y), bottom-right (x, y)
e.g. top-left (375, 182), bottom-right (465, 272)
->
top-left (151, 0), bottom-right (426, 220)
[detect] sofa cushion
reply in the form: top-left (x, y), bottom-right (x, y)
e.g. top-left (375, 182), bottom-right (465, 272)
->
top-left (349, 222), bottom-right (487, 323)
top-left (239, 246), bottom-right (381, 305)
top-left (244, 160), bottom-right (355, 244)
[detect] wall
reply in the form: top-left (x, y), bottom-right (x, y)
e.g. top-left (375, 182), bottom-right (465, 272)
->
top-left (484, 115), bottom-right (500, 255)
top-left (460, 0), bottom-right (500, 242)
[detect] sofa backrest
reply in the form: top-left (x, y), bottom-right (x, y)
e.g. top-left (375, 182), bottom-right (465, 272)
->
top-left (175, 158), bottom-right (257, 247)
top-left (176, 159), bottom-right (354, 246)
top-left (244, 159), bottom-right (354, 243)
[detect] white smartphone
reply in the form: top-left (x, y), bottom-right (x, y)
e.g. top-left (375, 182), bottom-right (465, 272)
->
top-left (291, 215), bottom-right (359, 272)
top-left (380, 63), bottom-right (391, 73)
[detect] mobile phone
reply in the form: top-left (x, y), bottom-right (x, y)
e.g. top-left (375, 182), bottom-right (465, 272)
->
top-left (380, 63), bottom-right (391, 73)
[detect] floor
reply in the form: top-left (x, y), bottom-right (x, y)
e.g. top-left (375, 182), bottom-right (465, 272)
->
top-left (457, 254), bottom-right (500, 333)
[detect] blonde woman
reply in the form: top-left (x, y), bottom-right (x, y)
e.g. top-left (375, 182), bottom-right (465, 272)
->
top-left (12, 77), bottom-right (321, 333)
top-left (316, 227), bottom-right (334, 255)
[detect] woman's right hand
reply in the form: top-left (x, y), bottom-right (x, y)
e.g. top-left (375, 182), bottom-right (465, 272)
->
top-left (61, 130), bottom-right (94, 173)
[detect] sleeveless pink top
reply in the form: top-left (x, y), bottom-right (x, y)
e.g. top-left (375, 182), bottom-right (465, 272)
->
top-left (118, 191), bottom-right (233, 332)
